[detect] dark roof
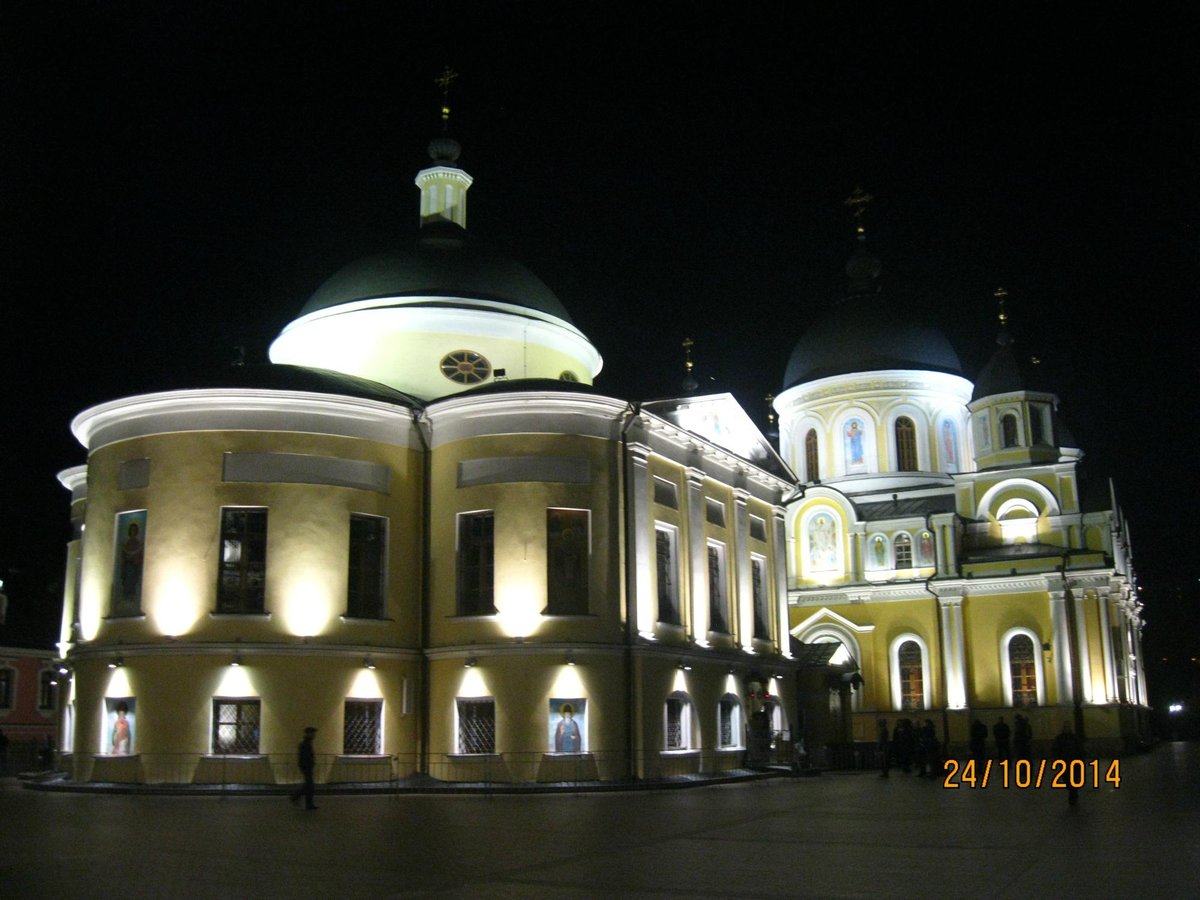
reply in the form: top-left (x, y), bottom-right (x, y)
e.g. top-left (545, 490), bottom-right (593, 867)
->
top-left (854, 495), bottom-right (957, 521)
top-left (299, 222), bottom-right (574, 324)
top-left (448, 377), bottom-right (603, 398)
top-left (784, 295), bottom-right (963, 389)
top-left (961, 542), bottom-right (1078, 563)
top-left (177, 363), bottom-right (421, 407)
top-left (971, 332), bottom-right (1057, 400)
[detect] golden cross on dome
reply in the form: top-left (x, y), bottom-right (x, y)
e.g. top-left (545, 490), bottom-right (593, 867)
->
top-left (435, 66), bottom-right (458, 126)
top-left (994, 286), bottom-right (1009, 327)
top-left (844, 187), bottom-right (874, 235)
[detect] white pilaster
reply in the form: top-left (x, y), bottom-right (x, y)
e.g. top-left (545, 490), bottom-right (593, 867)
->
top-left (627, 443), bottom-right (654, 638)
top-left (734, 489), bottom-right (753, 651)
top-left (939, 596), bottom-right (967, 709)
top-left (686, 468), bottom-right (708, 643)
top-left (773, 506), bottom-right (790, 657)
top-left (1049, 591), bottom-right (1075, 705)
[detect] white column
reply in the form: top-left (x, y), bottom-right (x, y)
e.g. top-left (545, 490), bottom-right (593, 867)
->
top-left (1073, 590), bottom-right (1094, 703)
top-left (627, 444), bottom-right (654, 638)
top-left (773, 506), bottom-right (790, 657)
top-left (1098, 589), bottom-right (1117, 702)
top-left (850, 528), bottom-right (865, 581)
top-left (734, 490), bottom-right (753, 651)
top-left (939, 596), bottom-right (967, 709)
top-left (1049, 591), bottom-right (1075, 706)
top-left (686, 468), bottom-right (708, 643)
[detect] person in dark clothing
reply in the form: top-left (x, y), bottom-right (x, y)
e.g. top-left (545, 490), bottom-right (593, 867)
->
top-left (918, 719), bottom-right (939, 777)
top-left (993, 716), bottom-right (1012, 761)
top-left (1051, 722), bottom-right (1085, 807)
top-left (969, 718), bottom-right (988, 765)
top-left (1013, 713), bottom-right (1033, 761)
top-left (877, 718), bottom-right (891, 777)
top-left (894, 718), bottom-right (915, 773)
top-left (290, 726), bottom-right (318, 810)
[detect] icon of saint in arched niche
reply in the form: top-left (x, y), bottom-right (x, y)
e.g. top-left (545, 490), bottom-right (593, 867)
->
top-left (844, 417), bottom-right (867, 473)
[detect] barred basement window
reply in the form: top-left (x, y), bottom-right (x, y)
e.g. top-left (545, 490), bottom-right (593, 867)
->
top-left (665, 694), bottom-right (692, 750)
top-left (456, 512), bottom-right (496, 616)
top-left (217, 508), bottom-right (267, 614)
top-left (718, 695), bottom-right (741, 748)
top-left (347, 514), bottom-right (386, 619)
top-left (344, 700), bottom-right (382, 754)
top-left (212, 699), bottom-right (260, 754)
top-left (457, 698), bottom-right (496, 754)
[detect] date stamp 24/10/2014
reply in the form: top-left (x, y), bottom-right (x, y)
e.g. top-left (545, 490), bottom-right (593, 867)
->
top-left (942, 758), bottom-right (1121, 789)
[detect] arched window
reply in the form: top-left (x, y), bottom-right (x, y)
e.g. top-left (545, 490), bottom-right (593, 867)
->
top-left (897, 640), bottom-right (925, 710)
top-left (895, 417), bottom-right (918, 471)
top-left (665, 693), bottom-right (693, 750)
top-left (1001, 413), bottom-right (1020, 448)
top-left (1008, 634), bottom-right (1038, 706)
top-left (893, 533), bottom-right (913, 569)
top-left (805, 429), bottom-right (820, 481)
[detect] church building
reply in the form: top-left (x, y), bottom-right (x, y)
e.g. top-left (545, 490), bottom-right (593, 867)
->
top-left (50, 121), bottom-right (1146, 787)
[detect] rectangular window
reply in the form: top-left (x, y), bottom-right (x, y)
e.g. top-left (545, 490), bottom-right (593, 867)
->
top-left (0, 667), bottom-right (13, 709)
top-left (752, 555), bottom-right (770, 640)
top-left (39, 671), bottom-right (58, 711)
top-left (894, 537), bottom-right (913, 569)
top-left (212, 699), bottom-right (260, 754)
top-left (217, 508), bottom-right (267, 614)
top-left (457, 697), bottom-right (496, 754)
top-left (347, 514), bottom-right (387, 619)
top-left (652, 476), bottom-right (678, 509)
top-left (111, 509), bottom-right (147, 617)
top-left (343, 699), bottom-right (382, 754)
top-left (456, 512), bottom-right (496, 616)
top-left (546, 508), bottom-right (589, 615)
top-left (655, 525), bottom-right (680, 626)
top-left (749, 515), bottom-right (767, 542)
top-left (707, 541), bottom-right (728, 633)
top-left (705, 497), bottom-right (726, 528)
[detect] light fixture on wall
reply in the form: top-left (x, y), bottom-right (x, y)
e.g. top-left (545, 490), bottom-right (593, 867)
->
top-left (363, 656), bottom-right (377, 670)
top-left (464, 656), bottom-right (478, 668)
top-left (565, 652), bottom-right (577, 666)
top-left (678, 659), bottom-right (692, 671)
top-left (107, 656), bottom-right (124, 669)
top-left (230, 653), bottom-right (243, 667)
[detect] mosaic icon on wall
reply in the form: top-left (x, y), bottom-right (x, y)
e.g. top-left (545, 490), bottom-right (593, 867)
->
top-left (548, 698), bottom-right (586, 753)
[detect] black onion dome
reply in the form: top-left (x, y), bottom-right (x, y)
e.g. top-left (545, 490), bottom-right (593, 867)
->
top-left (783, 296), bottom-right (963, 389)
top-left (971, 332), bottom-right (1054, 401)
top-left (299, 222), bottom-right (574, 325)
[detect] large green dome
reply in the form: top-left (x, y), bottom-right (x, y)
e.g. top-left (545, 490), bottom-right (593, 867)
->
top-left (301, 222), bottom-right (574, 325)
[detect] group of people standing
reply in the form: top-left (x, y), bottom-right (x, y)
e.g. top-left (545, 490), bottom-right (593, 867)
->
top-left (877, 717), bottom-right (942, 777)
top-left (969, 713), bottom-right (1035, 763)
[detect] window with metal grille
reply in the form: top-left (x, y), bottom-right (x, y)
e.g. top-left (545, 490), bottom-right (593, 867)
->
top-left (212, 699), bottom-right (260, 754)
top-left (718, 696), bottom-right (740, 748)
top-left (894, 534), bottom-right (913, 568)
top-left (457, 698), bottom-right (495, 754)
top-left (898, 641), bottom-right (925, 710)
top-left (655, 526), bottom-right (680, 625)
top-left (805, 428), bottom-right (820, 481)
top-left (347, 514), bottom-right (386, 619)
top-left (217, 508), bottom-right (267, 614)
top-left (1009, 635), bottom-right (1038, 706)
top-left (895, 417), bottom-right (918, 471)
top-left (707, 542), bottom-right (728, 633)
top-left (546, 508), bottom-right (589, 615)
top-left (665, 695), bottom-right (690, 750)
top-left (456, 512), bottom-right (495, 616)
top-left (752, 556), bottom-right (770, 640)
top-left (343, 700), bottom-right (382, 754)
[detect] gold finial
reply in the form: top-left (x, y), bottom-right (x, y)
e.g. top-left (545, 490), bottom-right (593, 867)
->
top-left (435, 66), bottom-right (459, 127)
top-left (844, 186), bottom-right (874, 236)
top-left (994, 286), bottom-right (1009, 327)
top-left (765, 393), bottom-right (776, 426)
top-left (682, 337), bottom-right (695, 373)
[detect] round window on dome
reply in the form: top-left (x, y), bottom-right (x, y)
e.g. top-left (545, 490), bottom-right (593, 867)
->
top-left (559, 370), bottom-right (578, 383)
top-left (440, 350), bottom-right (492, 385)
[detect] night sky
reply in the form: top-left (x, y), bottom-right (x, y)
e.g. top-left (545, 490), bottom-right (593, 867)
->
top-left (3, 3), bottom-right (1196, 703)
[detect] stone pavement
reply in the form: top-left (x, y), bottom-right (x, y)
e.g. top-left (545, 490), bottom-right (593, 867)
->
top-left (2, 742), bottom-right (1197, 899)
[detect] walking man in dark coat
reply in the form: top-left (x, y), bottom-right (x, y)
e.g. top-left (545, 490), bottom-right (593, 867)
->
top-left (969, 718), bottom-right (987, 765)
top-left (1052, 722), bottom-right (1085, 807)
top-left (291, 726), bottom-right (318, 810)
top-left (877, 718), bottom-right (891, 777)
top-left (993, 716), bottom-right (1012, 761)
